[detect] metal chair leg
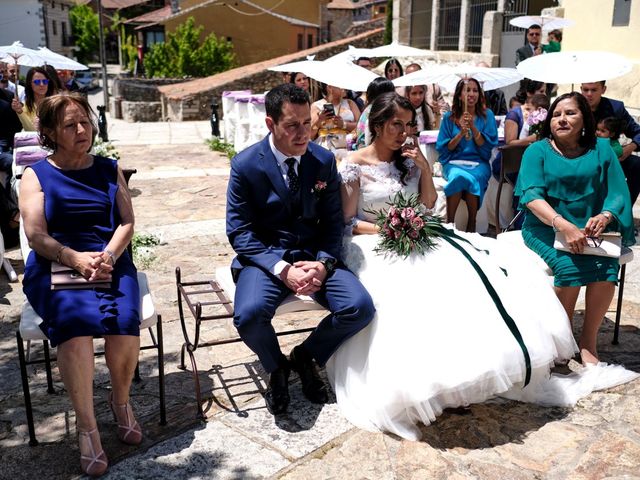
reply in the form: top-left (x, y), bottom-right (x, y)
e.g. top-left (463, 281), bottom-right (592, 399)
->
top-left (157, 314), bottom-right (167, 425)
top-left (43, 341), bottom-right (55, 394)
top-left (612, 264), bottom-right (626, 345)
top-left (16, 331), bottom-right (38, 446)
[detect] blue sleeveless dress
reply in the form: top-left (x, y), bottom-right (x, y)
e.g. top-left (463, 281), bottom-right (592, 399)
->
top-left (23, 156), bottom-right (140, 347)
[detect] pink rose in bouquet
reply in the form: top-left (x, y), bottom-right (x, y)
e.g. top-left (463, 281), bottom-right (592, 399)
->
top-left (527, 108), bottom-right (547, 139)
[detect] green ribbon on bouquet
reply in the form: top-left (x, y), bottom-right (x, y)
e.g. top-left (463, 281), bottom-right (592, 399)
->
top-left (430, 224), bottom-right (532, 387)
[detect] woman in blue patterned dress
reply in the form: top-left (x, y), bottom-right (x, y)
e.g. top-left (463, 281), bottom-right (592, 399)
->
top-left (20, 94), bottom-right (141, 476)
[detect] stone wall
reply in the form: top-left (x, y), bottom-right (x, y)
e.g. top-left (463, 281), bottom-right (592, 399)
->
top-left (112, 78), bottom-right (186, 121)
top-left (158, 28), bottom-right (385, 121)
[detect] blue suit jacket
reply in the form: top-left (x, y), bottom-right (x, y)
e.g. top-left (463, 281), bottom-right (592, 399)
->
top-left (226, 136), bottom-right (343, 278)
top-left (594, 96), bottom-right (640, 150)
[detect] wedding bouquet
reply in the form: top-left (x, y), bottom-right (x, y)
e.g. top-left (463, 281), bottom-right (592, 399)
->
top-left (367, 192), bottom-right (444, 258)
top-left (527, 108), bottom-right (547, 139)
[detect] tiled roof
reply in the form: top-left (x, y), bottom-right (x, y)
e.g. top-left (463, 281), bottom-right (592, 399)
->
top-left (162, 0), bottom-right (319, 28)
top-left (327, 0), bottom-right (385, 10)
top-left (102, 0), bottom-right (152, 8)
top-left (157, 28), bottom-right (383, 100)
top-left (125, 4), bottom-right (172, 25)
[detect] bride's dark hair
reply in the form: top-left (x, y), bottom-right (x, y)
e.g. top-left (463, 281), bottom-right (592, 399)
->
top-left (368, 92), bottom-right (416, 185)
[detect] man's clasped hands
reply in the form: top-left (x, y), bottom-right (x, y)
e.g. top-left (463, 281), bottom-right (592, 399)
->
top-left (280, 261), bottom-right (328, 295)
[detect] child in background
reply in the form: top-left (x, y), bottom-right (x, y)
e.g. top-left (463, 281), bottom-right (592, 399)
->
top-left (542, 29), bottom-right (562, 53)
top-left (596, 117), bottom-right (624, 159)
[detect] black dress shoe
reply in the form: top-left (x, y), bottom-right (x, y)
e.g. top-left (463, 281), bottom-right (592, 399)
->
top-left (290, 346), bottom-right (328, 404)
top-left (265, 365), bottom-right (290, 415)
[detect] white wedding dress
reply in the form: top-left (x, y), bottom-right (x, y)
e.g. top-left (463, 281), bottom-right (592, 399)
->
top-left (326, 158), bottom-right (638, 441)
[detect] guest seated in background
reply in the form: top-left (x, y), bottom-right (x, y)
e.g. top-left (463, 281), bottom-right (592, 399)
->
top-left (503, 79), bottom-right (548, 147)
top-left (310, 84), bottom-right (360, 150)
top-left (57, 69), bottom-right (81, 92)
top-left (20, 93), bottom-right (142, 476)
top-left (398, 63), bottom-right (449, 126)
top-left (2, 62), bottom-right (26, 101)
top-left (515, 92), bottom-right (635, 364)
top-left (354, 77), bottom-right (396, 150)
top-left (581, 81), bottom-right (640, 206)
top-left (384, 58), bottom-right (403, 80)
top-left (596, 117), bottom-right (624, 159)
top-left (436, 78), bottom-right (498, 231)
top-left (405, 84), bottom-right (436, 133)
top-left (0, 86), bottom-right (22, 236)
top-left (288, 72), bottom-right (310, 92)
top-left (11, 66), bottom-right (59, 131)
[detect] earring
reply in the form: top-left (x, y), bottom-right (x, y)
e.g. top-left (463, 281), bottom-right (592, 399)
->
top-left (581, 128), bottom-right (585, 137)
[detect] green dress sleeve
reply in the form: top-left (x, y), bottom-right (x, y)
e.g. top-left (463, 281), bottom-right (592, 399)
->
top-left (599, 140), bottom-right (636, 246)
top-left (515, 140), bottom-right (546, 207)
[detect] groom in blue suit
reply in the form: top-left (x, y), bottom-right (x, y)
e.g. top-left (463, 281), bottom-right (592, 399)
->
top-left (226, 83), bottom-right (375, 415)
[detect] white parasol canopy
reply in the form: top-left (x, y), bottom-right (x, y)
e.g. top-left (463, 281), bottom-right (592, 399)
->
top-left (393, 65), bottom-right (523, 92)
top-left (516, 51), bottom-right (632, 84)
top-left (325, 45), bottom-right (374, 63)
top-left (36, 47), bottom-right (88, 70)
top-left (0, 41), bottom-right (48, 67)
top-left (367, 41), bottom-right (432, 58)
top-left (269, 59), bottom-right (379, 92)
top-left (509, 15), bottom-right (574, 31)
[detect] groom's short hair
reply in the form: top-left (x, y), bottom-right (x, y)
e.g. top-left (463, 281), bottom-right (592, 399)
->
top-left (266, 83), bottom-right (310, 123)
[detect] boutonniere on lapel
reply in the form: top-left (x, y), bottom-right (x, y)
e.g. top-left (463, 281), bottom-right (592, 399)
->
top-left (312, 180), bottom-right (327, 197)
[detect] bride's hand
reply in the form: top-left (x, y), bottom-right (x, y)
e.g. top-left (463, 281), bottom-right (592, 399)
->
top-left (402, 138), bottom-right (431, 173)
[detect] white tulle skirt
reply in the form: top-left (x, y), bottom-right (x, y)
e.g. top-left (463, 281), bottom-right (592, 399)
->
top-left (326, 229), bottom-right (637, 441)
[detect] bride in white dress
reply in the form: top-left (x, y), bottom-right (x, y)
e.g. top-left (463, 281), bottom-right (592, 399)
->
top-left (325, 92), bottom-right (637, 441)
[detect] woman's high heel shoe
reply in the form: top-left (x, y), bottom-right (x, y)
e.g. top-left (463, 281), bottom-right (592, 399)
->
top-left (108, 392), bottom-right (143, 445)
top-left (78, 427), bottom-right (109, 477)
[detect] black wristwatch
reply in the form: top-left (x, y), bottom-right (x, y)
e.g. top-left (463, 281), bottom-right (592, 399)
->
top-left (319, 257), bottom-right (337, 275)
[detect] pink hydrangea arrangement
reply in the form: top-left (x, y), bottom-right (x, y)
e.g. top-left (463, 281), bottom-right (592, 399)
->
top-left (367, 192), bottom-right (443, 258)
top-left (527, 108), bottom-right (547, 139)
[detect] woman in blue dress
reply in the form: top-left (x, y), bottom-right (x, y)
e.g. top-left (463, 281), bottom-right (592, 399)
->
top-left (515, 92), bottom-right (635, 365)
top-left (436, 77), bottom-right (498, 231)
top-left (20, 94), bottom-right (141, 476)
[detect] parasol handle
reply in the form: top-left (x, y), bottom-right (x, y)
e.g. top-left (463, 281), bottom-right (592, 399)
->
top-left (463, 78), bottom-right (471, 140)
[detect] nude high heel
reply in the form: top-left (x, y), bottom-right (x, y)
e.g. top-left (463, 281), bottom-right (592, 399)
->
top-left (78, 427), bottom-right (108, 477)
top-left (108, 392), bottom-right (143, 445)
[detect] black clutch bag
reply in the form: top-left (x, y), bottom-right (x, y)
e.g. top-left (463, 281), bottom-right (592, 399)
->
top-left (50, 262), bottom-right (111, 290)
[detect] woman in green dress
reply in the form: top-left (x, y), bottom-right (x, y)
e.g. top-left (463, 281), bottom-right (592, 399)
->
top-left (515, 92), bottom-right (635, 365)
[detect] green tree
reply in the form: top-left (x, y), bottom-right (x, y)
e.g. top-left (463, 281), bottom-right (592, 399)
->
top-left (69, 5), bottom-right (100, 63)
top-left (384, 0), bottom-right (393, 45)
top-left (144, 17), bottom-right (236, 78)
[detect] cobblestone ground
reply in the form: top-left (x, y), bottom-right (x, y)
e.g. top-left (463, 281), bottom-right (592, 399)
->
top-left (1, 137), bottom-right (639, 480)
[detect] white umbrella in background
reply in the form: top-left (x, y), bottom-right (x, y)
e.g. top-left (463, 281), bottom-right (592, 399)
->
top-left (516, 51), bottom-right (632, 85)
top-left (393, 64), bottom-right (523, 92)
top-left (269, 60), bottom-right (378, 92)
top-left (0, 41), bottom-right (49, 94)
top-left (367, 41), bottom-right (432, 58)
top-left (325, 45), bottom-right (374, 63)
top-left (36, 47), bottom-right (88, 70)
top-left (509, 15), bottom-right (574, 30)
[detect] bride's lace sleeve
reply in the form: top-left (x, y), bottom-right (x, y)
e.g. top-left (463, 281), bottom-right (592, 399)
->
top-left (338, 161), bottom-right (361, 233)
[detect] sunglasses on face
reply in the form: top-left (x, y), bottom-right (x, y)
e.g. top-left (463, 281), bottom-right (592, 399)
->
top-left (528, 32), bottom-right (541, 36)
top-left (33, 79), bottom-right (49, 86)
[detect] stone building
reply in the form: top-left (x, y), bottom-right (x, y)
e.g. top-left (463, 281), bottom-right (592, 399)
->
top-left (160, 0), bottom-right (330, 67)
top-left (323, 0), bottom-right (388, 42)
top-left (0, 0), bottom-right (76, 57)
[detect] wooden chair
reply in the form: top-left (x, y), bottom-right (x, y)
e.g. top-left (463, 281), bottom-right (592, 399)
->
top-left (495, 144), bottom-right (528, 232)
